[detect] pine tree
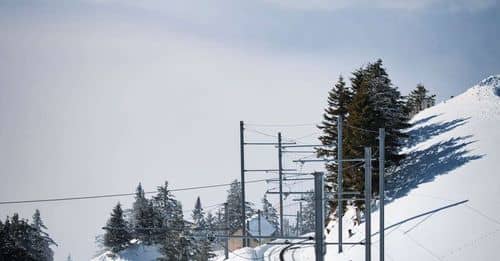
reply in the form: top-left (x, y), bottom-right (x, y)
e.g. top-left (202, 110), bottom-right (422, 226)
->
top-left (158, 202), bottom-right (191, 261)
top-left (406, 84), bottom-right (436, 116)
top-left (103, 203), bottom-right (131, 253)
top-left (192, 197), bottom-right (206, 229)
top-left (298, 193), bottom-right (316, 234)
top-left (261, 195), bottom-right (279, 234)
top-left (0, 213), bottom-right (55, 261)
top-left (317, 75), bottom-right (353, 211)
top-left (151, 181), bottom-right (177, 244)
top-left (191, 197), bottom-right (214, 261)
top-left (153, 181), bottom-right (187, 261)
top-left (225, 180), bottom-right (254, 234)
top-left (132, 183), bottom-right (155, 244)
top-left (205, 211), bottom-right (220, 248)
top-left (31, 209), bottom-right (56, 261)
top-left (343, 59), bottom-right (409, 208)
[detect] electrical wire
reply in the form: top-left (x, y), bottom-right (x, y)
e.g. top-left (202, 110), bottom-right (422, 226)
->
top-left (0, 179), bottom-right (269, 205)
top-left (245, 123), bottom-right (318, 128)
top-left (345, 124), bottom-right (379, 134)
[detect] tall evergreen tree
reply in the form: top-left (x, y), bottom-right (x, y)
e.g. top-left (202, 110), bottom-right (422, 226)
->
top-left (191, 197), bottom-right (213, 261)
top-left (317, 75), bottom-right (353, 210)
top-left (224, 180), bottom-right (254, 234)
top-left (154, 182), bottom-right (186, 261)
top-left (298, 192), bottom-right (316, 234)
top-left (158, 202), bottom-right (194, 261)
top-left (318, 60), bottom-right (409, 211)
top-left (406, 84), bottom-right (436, 116)
top-left (343, 59), bottom-right (409, 207)
top-left (0, 213), bottom-right (55, 261)
top-left (103, 203), bottom-right (131, 253)
top-left (205, 211), bottom-right (220, 248)
top-left (151, 181), bottom-right (177, 244)
top-left (30, 210), bottom-right (55, 261)
top-left (261, 195), bottom-right (279, 234)
top-left (132, 183), bottom-right (155, 244)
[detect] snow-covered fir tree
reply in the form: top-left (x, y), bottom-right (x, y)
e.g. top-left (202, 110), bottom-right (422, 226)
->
top-left (132, 183), bottom-right (155, 244)
top-left (151, 181), bottom-right (177, 244)
top-left (298, 193), bottom-right (316, 234)
top-left (103, 202), bottom-right (131, 253)
top-left (261, 195), bottom-right (279, 234)
top-left (316, 75), bottom-right (354, 211)
top-left (317, 60), bottom-right (409, 210)
top-left (0, 212), bottom-right (55, 261)
top-left (30, 209), bottom-right (56, 261)
top-left (191, 197), bottom-right (214, 261)
top-left (406, 83), bottom-right (436, 116)
top-left (153, 182), bottom-right (191, 261)
top-left (225, 180), bottom-right (254, 234)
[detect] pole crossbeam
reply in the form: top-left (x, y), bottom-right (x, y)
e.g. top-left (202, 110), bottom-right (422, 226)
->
top-left (266, 191), bottom-right (314, 195)
top-left (244, 142), bottom-right (296, 146)
top-left (294, 158), bottom-right (375, 163)
top-left (281, 144), bottom-right (332, 148)
top-left (244, 169), bottom-right (296, 172)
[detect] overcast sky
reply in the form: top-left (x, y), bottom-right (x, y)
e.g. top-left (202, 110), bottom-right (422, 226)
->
top-left (1, 1), bottom-right (499, 260)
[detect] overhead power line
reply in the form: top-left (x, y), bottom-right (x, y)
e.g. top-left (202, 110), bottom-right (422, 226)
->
top-left (0, 179), bottom-right (268, 205)
top-left (245, 123), bottom-right (318, 127)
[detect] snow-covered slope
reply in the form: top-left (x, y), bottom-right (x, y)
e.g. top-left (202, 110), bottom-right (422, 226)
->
top-left (91, 243), bottom-right (161, 261)
top-left (230, 75), bottom-right (500, 260)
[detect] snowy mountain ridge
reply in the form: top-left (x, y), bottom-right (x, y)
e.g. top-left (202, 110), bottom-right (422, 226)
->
top-left (221, 75), bottom-right (500, 261)
top-left (478, 74), bottom-right (500, 88)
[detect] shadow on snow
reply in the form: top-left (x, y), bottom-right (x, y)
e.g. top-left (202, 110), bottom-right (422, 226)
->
top-left (404, 117), bottom-right (470, 148)
top-left (386, 116), bottom-right (483, 203)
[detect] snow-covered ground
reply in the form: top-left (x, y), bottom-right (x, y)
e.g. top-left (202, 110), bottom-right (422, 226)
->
top-left (223, 75), bottom-right (500, 260)
top-left (91, 243), bottom-right (161, 261)
top-left (91, 75), bottom-right (500, 261)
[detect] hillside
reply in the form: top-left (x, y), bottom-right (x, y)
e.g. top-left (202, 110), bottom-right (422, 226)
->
top-left (90, 75), bottom-right (500, 261)
top-left (228, 75), bottom-right (500, 260)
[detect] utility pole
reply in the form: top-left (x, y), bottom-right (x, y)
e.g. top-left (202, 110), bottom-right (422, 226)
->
top-left (313, 172), bottom-right (325, 261)
top-left (258, 209), bottom-right (262, 244)
top-left (239, 121), bottom-right (246, 247)
top-left (379, 128), bottom-right (385, 261)
top-left (364, 147), bottom-right (372, 261)
top-left (224, 203), bottom-right (229, 260)
top-left (337, 115), bottom-right (343, 253)
top-left (296, 210), bottom-right (300, 236)
top-left (278, 132), bottom-right (284, 236)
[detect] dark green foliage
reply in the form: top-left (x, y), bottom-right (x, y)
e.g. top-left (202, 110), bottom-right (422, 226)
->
top-left (224, 180), bottom-right (254, 234)
top-left (191, 197), bottom-right (214, 261)
top-left (132, 183), bottom-right (156, 244)
top-left (318, 59), bottom-right (410, 211)
top-left (406, 84), bottom-right (436, 116)
top-left (103, 203), bottom-right (131, 253)
top-left (0, 211), bottom-right (55, 261)
top-left (317, 75), bottom-right (354, 210)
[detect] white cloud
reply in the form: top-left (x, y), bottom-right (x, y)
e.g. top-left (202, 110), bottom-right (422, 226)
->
top-left (262, 0), bottom-right (498, 11)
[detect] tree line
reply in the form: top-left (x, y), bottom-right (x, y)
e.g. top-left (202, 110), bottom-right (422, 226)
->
top-left (100, 180), bottom-right (282, 260)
